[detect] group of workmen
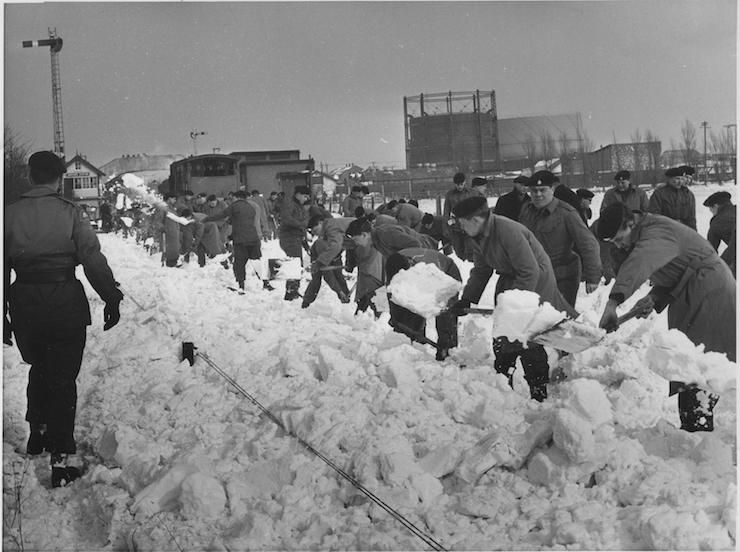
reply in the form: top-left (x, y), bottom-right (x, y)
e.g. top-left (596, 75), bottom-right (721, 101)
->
top-left (3, 151), bottom-right (737, 490)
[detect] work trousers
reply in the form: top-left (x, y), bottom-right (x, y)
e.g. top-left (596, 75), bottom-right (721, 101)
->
top-left (15, 325), bottom-right (87, 454)
top-left (233, 242), bottom-right (262, 285)
top-left (303, 244), bottom-right (350, 307)
top-left (493, 336), bottom-right (549, 388)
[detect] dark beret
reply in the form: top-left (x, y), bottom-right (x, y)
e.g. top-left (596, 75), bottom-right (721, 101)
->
top-left (351, 185), bottom-right (362, 193)
top-left (471, 177), bottom-right (487, 187)
top-left (28, 150), bottom-right (66, 177)
top-left (234, 190), bottom-right (248, 199)
top-left (453, 172), bottom-right (466, 185)
top-left (513, 175), bottom-right (530, 184)
top-left (354, 206), bottom-right (366, 218)
top-left (703, 191), bottom-right (732, 207)
top-left (614, 170), bottom-right (631, 181)
top-left (597, 203), bottom-right (630, 240)
top-left (360, 185), bottom-right (370, 194)
top-left (345, 217), bottom-right (372, 237)
top-left (665, 167), bottom-right (683, 178)
top-left (307, 214), bottom-right (325, 228)
top-left (421, 213), bottom-right (434, 225)
top-left (528, 170), bottom-right (559, 187)
top-left (451, 195), bottom-right (488, 218)
top-left (294, 185), bottom-right (311, 195)
top-left (207, 194), bottom-right (217, 201)
top-left (576, 188), bottom-right (595, 200)
top-left (679, 165), bottom-right (696, 176)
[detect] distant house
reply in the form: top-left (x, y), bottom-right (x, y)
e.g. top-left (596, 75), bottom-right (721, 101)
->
top-left (62, 154), bottom-right (106, 216)
top-left (99, 153), bottom-right (186, 189)
top-left (331, 164), bottom-right (365, 193)
top-left (660, 149), bottom-right (701, 169)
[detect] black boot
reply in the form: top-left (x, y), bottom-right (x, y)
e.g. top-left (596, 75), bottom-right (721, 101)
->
top-left (237, 280), bottom-right (245, 290)
top-left (51, 453), bottom-right (82, 488)
top-left (529, 382), bottom-right (548, 403)
top-left (26, 423), bottom-right (48, 455)
top-left (678, 388), bottom-right (719, 432)
top-left (284, 280), bottom-right (301, 301)
top-left (263, 279), bottom-right (275, 291)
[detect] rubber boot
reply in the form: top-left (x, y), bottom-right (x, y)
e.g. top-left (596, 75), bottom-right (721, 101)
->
top-left (26, 423), bottom-right (48, 455)
top-left (51, 453), bottom-right (82, 488)
top-left (284, 280), bottom-right (301, 301)
top-left (263, 280), bottom-right (275, 291)
top-left (678, 388), bottom-right (719, 432)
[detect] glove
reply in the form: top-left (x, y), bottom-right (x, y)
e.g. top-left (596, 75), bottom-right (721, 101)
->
top-left (3, 315), bottom-right (12, 346)
top-left (103, 300), bottom-right (121, 331)
top-left (633, 294), bottom-right (655, 319)
top-left (448, 298), bottom-right (472, 316)
top-left (599, 301), bottom-right (619, 333)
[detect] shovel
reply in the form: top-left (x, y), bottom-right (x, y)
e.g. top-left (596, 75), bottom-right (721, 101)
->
top-left (463, 304), bottom-right (645, 354)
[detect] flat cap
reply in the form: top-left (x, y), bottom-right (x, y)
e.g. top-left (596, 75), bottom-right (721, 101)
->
top-left (614, 170), bottom-right (631, 181)
top-left (451, 195), bottom-right (488, 218)
top-left (576, 188), bottom-right (595, 200)
top-left (665, 166), bottom-right (685, 178)
top-left (294, 185), bottom-right (311, 195)
top-left (513, 175), bottom-right (530, 184)
top-left (528, 170), bottom-right (559, 187)
top-left (703, 191), bottom-right (732, 207)
top-left (28, 150), bottom-right (66, 177)
top-left (471, 177), bottom-right (487, 187)
top-left (597, 203), bottom-right (630, 240)
top-left (679, 165), bottom-right (696, 176)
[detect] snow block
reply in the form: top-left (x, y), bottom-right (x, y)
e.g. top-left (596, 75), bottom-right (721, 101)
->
top-left (552, 408), bottom-right (595, 464)
top-left (179, 473), bottom-right (226, 520)
top-left (417, 444), bottom-right (461, 478)
top-left (131, 463), bottom-right (199, 517)
top-left (561, 379), bottom-right (613, 426)
top-left (387, 263), bottom-right (462, 318)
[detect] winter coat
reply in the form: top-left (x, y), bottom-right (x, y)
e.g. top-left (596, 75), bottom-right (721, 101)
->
top-left (278, 197), bottom-right (309, 257)
top-left (443, 187), bottom-right (479, 218)
top-left (518, 199), bottom-right (602, 286)
top-left (370, 224), bottom-right (438, 258)
top-left (314, 217), bottom-right (354, 266)
top-left (601, 185), bottom-right (649, 214)
top-left (420, 215), bottom-right (453, 251)
top-left (309, 204), bottom-right (333, 220)
top-left (460, 214), bottom-right (578, 318)
top-left (610, 213), bottom-right (735, 360)
top-left (342, 194), bottom-right (365, 217)
top-left (647, 184), bottom-right (696, 230)
top-left (180, 218), bottom-right (204, 256)
top-left (494, 189), bottom-right (530, 222)
top-left (203, 198), bottom-right (261, 245)
top-left (162, 207), bottom-right (182, 262)
top-left (192, 213), bottom-right (224, 257)
top-left (5, 185), bottom-right (122, 329)
top-left (374, 214), bottom-right (399, 227)
top-left (707, 203), bottom-right (736, 273)
top-left (554, 184), bottom-right (581, 212)
top-left (394, 203), bottom-right (424, 231)
top-left (354, 242), bottom-right (384, 300)
top-left (249, 196), bottom-right (271, 237)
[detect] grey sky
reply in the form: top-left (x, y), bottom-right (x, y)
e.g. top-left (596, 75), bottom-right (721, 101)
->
top-left (4, 1), bottom-right (737, 170)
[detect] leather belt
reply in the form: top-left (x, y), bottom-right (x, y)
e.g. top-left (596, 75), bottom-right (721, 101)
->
top-left (15, 267), bottom-right (77, 284)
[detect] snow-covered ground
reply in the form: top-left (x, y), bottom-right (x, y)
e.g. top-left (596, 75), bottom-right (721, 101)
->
top-left (3, 183), bottom-right (736, 551)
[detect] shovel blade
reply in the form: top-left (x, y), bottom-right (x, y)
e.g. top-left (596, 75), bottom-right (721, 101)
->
top-left (530, 319), bottom-right (606, 354)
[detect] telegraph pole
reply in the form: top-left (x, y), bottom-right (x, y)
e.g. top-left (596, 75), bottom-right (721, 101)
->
top-left (700, 121), bottom-right (710, 184)
top-left (723, 124), bottom-right (737, 183)
top-left (23, 28), bottom-right (65, 160)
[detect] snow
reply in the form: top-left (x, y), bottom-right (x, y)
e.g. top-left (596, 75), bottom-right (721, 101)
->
top-left (2, 183), bottom-right (736, 551)
top-left (387, 262), bottom-right (462, 318)
top-left (490, 289), bottom-right (569, 343)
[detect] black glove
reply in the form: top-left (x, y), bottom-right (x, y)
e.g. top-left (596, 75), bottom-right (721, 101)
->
top-left (448, 298), bottom-right (471, 316)
top-left (3, 315), bottom-right (12, 346)
top-left (103, 300), bottom-right (121, 331)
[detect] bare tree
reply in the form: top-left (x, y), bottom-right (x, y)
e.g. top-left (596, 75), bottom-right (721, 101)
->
top-left (630, 128), bottom-right (643, 172)
top-left (558, 131), bottom-right (570, 156)
top-left (709, 130), bottom-right (734, 183)
top-left (522, 134), bottom-right (538, 174)
top-left (680, 119), bottom-right (697, 165)
top-left (4, 125), bottom-right (33, 204)
top-left (539, 131), bottom-right (556, 170)
top-left (643, 129), bottom-right (660, 169)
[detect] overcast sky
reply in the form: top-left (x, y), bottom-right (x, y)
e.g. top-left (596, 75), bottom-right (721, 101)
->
top-left (4, 1), bottom-right (737, 170)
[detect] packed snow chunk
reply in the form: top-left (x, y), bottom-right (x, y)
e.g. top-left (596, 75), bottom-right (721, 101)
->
top-left (645, 329), bottom-right (736, 394)
top-left (387, 263), bottom-right (462, 318)
top-left (490, 289), bottom-right (565, 343)
top-left (371, 286), bottom-right (390, 312)
top-left (639, 506), bottom-right (734, 550)
top-left (272, 258), bottom-right (303, 280)
top-left (561, 378), bottom-right (613, 426)
top-left (552, 408), bottom-right (595, 463)
top-left (179, 473), bottom-right (226, 520)
top-left (417, 444), bottom-right (462, 478)
top-left (132, 463), bottom-right (199, 517)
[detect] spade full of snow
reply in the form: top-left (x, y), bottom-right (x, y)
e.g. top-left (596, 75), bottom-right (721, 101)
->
top-left (387, 262), bottom-right (462, 318)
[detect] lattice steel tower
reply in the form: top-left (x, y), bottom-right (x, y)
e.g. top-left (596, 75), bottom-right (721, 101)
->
top-left (23, 28), bottom-right (65, 160)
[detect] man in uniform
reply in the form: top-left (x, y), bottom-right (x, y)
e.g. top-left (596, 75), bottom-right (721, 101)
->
top-left (494, 174), bottom-right (531, 222)
top-left (703, 191), bottom-right (736, 275)
top-left (4, 151), bottom-right (123, 487)
top-left (519, 170), bottom-right (601, 309)
top-left (342, 185), bottom-right (366, 217)
top-left (447, 196), bottom-right (577, 401)
top-left (601, 170), bottom-right (649, 214)
top-left (647, 166), bottom-right (697, 230)
top-left (443, 172), bottom-right (477, 219)
top-left (279, 185), bottom-right (311, 300)
top-left (302, 215), bottom-right (353, 308)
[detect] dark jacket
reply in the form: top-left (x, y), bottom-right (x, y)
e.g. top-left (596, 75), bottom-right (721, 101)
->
top-left (203, 198), bottom-right (261, 245)
top-left (314, 217), bottom-right (354, 266)
top-left (443, 187), bottom-right (479, 218)
top-left (707, 202), bottom-right (736, 272)
top-left (610, 213), bottom-right (735, 361)
top-left (395, 203), bottom-right (424, 231)
top-left (460, 213), bottom-right (578, 319)
top-left (342, 194), bottom-right (365, 217)
top-left (278, 197), bottom-right (309, 257)
top-left (4, 185), bottom-right (122, 329)
top-left (647, 184), bottom-right (696, 230)
top-left (420, 215), bottom-right (453, 251)
top-left (370, 224), bottom-right (438, 258)
top-left (494, 189), bottom-right (531, 222)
